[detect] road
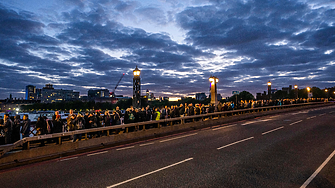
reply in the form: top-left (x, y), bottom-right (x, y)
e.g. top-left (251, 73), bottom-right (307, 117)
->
top-left (1, 105), bottom-right (335, 188)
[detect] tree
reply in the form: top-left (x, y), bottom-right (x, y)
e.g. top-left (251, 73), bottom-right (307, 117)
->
top-left (239, 91), bottom-right (255, 101)
top-left (311, 87), bottom-right (326, 98)
top-left (228, 91), bottom-right (255, 102)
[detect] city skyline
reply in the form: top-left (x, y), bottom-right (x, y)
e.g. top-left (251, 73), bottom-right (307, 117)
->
top-left (0, 0), bottom-right (334, 99)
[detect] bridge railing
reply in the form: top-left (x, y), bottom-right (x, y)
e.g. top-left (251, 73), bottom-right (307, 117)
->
top-left (0, 102), bottom-right (330, 157)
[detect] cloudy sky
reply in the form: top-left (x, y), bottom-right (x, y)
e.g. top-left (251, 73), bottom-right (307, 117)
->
top-left (0, 0), bottom-right (334, 99)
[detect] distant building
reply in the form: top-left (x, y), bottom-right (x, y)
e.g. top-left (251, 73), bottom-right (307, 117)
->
top-left (208, 94), bottom-right (222, 101)
top-left (25, 84), bottom-right (80, 103)
top-left (150, 93), bottom-right (155, 101)
top-left (195, 93), bottom-right (207, 100)
top-left (256, 91), bottom-right (268, 100)
top-left (282, 85), bottom-right (292, 94)
top-left (0, 96), bottom-right (40, 112)
top-left (88, 89), bottom-right (110, 98)
top-left (217, 94), bottom-right (222, 101)
top-left (25, 85), bottom-right (36, 100)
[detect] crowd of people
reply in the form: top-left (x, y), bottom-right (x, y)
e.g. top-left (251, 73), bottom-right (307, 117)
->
top-left (0, 98), bottom-right (315, 145)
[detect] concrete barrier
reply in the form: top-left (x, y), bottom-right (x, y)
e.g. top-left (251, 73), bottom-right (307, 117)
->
top-left (0, 102), bottom-right (333, 170)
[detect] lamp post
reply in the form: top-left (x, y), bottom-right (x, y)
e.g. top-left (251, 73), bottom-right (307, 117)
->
top-left (133, 66), bottom-right (141, 108)
top-left (307, 87), bottom-right (312, 101)
top-left (325, 89), bottom-right (328, 99)
top-left (294, 85), bottom-right (298, 99)
top-left (209, 76), bottom-right (219, 105)
top-left (267, 81), bottom-right (272, 100)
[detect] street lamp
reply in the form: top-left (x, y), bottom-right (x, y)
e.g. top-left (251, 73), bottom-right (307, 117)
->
top-left (307, 87), bottom-right (311, 100)
top-left (133, 66), bottom-right (141, 108)
top-left (133, 67), bottom-right (141, 77)
top-left (294, 85), bottom-right (298, 99)
top-left (209, 76), bottom-right (219, 105)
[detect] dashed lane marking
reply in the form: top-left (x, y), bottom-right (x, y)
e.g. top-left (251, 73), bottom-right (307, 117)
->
top-left (87, 151), bottom-right (108, 157)
top-left (116, 146), bottom-right (135, 151)
top-left (319, 113), bottom-right (326, 116)
top-left (106, 158), bottom-right (194, 188)
top-left (212, 124), bottom-right (237, 131)
top-left (139, 142), bottom-right (155, 147)
top-left (290, 120), bottom-right (303, 125)
top-left (59, 157), bottom-right (78, 162)
top-left (217, 137), bottom-right (254, 150)
top-left (262, 126), bottom-right (284, 135)
top-left (301, 150), bottom-right (335, 188)
top-left (241, 121), bottom-right (257, 126)
top-left (160, 133), bottom-right (198, 143)
top-left (307, 116), bottom-right (316, 120)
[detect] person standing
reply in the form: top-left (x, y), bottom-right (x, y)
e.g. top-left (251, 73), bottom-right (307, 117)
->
top-left (52, 114), bottom-right (63, 133)
top-left (12, 115), bottom-right (21, 142)
top-left (3, 114), bottom-right (13, 144)
top-left (73, 114), bottom-right (85, 142)
top-left (21, 114), bottom-right (31, 138)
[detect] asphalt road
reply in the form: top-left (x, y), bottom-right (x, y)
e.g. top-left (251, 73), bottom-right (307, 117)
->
top-left (1, 105), bottom-right (335, 188)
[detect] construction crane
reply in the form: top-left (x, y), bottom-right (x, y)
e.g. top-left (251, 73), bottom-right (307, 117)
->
top-left (110, 73), bottom-right (125, 98)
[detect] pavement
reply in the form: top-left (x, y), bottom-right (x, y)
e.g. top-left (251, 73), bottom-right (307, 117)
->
top-left (1, 105), bottom-right (335, 188)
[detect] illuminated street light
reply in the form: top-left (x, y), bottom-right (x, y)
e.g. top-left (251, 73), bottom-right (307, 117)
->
top-left (294, 85), bottom-right (298, 89)
top-left (209, 77), bottom-right (219, 84)
top-left (307, 87), bottom-right (310, 92)
top-left (209, 76), bottom-right (219, 105)
top-left (267, 81), bottom-right (272, 86)
top-left (133, 66), bottom-right (141, 108)
top-left (133, 66), bottom-right (141, 76)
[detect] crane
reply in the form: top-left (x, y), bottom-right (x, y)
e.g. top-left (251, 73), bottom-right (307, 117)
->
top-left (110, 73), bottom-right (125, 98)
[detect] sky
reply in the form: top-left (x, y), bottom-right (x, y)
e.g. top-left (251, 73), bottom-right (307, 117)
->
top-left (0, 0), bottom-right (334, 100)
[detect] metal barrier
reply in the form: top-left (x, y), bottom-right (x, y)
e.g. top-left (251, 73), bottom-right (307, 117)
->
top-left (0, 102), bottom-right (331, 157)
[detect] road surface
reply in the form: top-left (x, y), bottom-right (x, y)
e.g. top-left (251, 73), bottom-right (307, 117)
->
top-left (1, 105), bottom-right (335, 188)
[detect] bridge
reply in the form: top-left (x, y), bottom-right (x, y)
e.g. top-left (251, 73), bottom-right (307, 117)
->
top-left (0, 102), bottom-right (335, 187)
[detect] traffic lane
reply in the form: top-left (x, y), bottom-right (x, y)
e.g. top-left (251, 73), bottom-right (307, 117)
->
top-left (309, 151), bottom-right (335, 188)
top-left (149, 113), bottom-right (335, 187)
top-left (0, 116), bottom-right (289, 188)
top-left (0, 107), bottom-right (334, 188)
top-left (117, 112), bottom-right (335, 187)
top-left (0, 134), bottom-right (200, 188)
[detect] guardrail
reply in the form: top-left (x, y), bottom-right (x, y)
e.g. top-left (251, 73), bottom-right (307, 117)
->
top-left (0, 102), bottom-right (332, 158)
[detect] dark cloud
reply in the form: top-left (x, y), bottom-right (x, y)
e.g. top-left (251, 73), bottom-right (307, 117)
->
top-left (0, 0), bottom-right (334, 99)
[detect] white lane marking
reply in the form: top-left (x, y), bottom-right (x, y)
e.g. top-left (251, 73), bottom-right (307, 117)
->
top-left (241, 121), bottom-right (257, 126)
top-left (160, 133), bottom-right (198, 143)
top-left (260, 119), bottom-right (273, 122)
top-left (59, 157), bottom-right (78, 162)
top-left (301, 150), bottom-right (335, 188)
top-left (307, 116), bottom-right (316, 120)
top-left (106, 158), bottom-right (193, 188)
top-left (139, 142), bottom-right (155, 147)
top-left (290, 120), bottom-right (303, 125)
top-left (212, 124), bottom-right (237, 131)
top-left (319, 113), bottom-right (326, 116)
top-left (217, 137), bottom-right (254, 150)
top-left (262, 126), bottom-right (284, 135)
top-left (329, 111), bottom-right (335, 114)
top-left (87, 151), bottom-right (108, 157)
top-left (116, 146), bottom-right (135, 151)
